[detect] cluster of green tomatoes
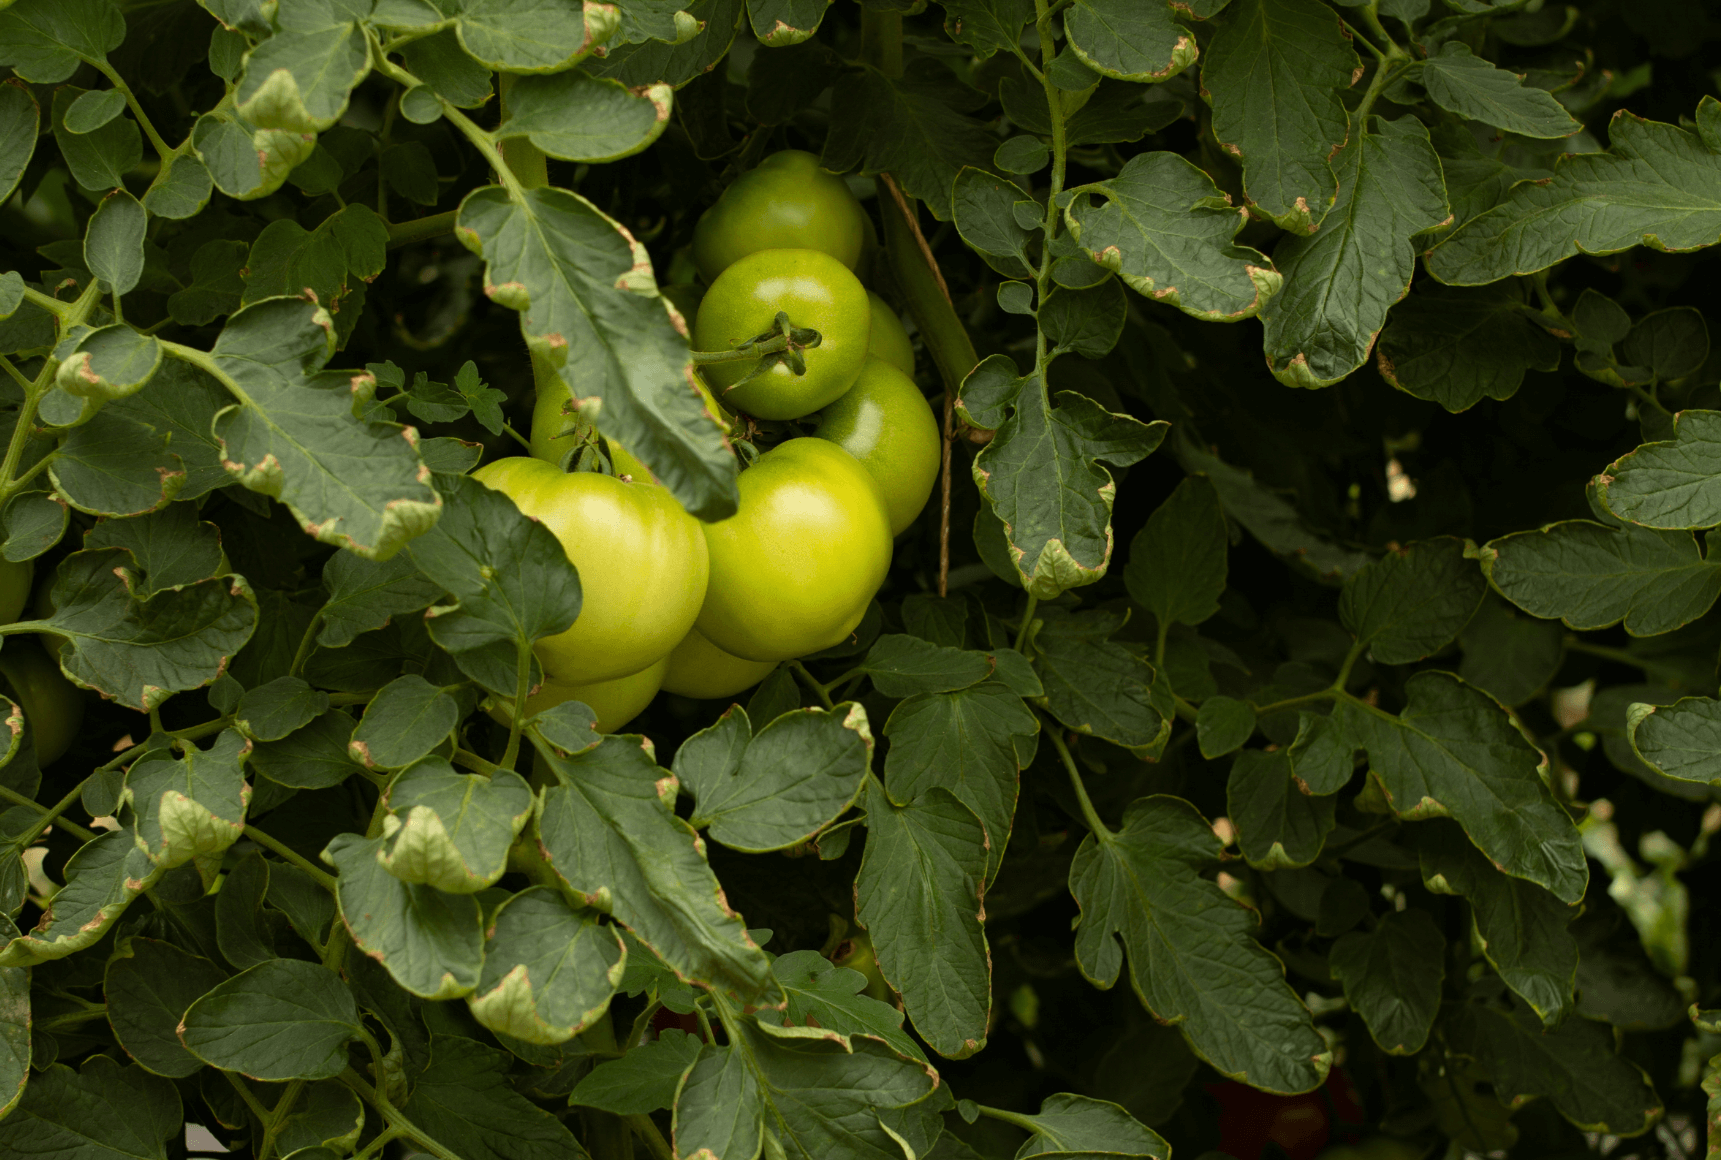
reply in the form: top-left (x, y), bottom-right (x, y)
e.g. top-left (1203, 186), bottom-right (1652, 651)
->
top-left (479, 152), bottom-right (942, 732)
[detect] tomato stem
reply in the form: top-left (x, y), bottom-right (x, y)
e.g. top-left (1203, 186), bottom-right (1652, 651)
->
top-left (789, 661), bottom-right (836, 710)
top-left (1041, 715), bottom-right (1113, 840)
top-left (242, 824), bottom-right (339, 891)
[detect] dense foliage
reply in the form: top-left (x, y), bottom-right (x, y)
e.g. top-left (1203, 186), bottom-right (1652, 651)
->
top-left (0, 0), bottom-right (1716, 1157)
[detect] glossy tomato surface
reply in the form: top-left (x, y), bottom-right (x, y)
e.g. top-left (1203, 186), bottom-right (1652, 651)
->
top-left (697, 439), bottom-right (891, 662)
top-left (694, 249), bottom-right (871, 421)
top-left (866, 292), bottom-right (916, 378)
top-left (473, 458), bottom-right (708, 682)
top-left (691, 150), bottom-right (868, 284)
top-left (0, 637), bottom-right (84, 766)
top-left (813, 356), bottom-right (940, 536)
top-left (0, 559), bottom-right (32, 625)
top-left (489, 655), bottom-right (667, 735)
top-left (661, 626), bottom-right (778, 700)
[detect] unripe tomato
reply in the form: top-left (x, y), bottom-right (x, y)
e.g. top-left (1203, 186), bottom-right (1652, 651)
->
top-left (697, 439), bottom-right (891, 663)
top-left (691, 150), bottom-right (868, 284)
top-left (0, 559), bottom-right (32, 625)
top-left (489, 655), bottom-right (667, 735)
top-left (694, 249), bottom-right (871, 421)
top-left (472, 458), bottom-right (708, 683)
top-left (0, 638), bottom-right (84, 766)
top-left (830, 930), bottom-right (893, 1004)
top-left (660, 626), bottom-right (777, 700)
top-left (813, 356), bottom-right (940, 536)
top-left (530, 376), bottom-right (730, 477)
top-left (866, 292), bottom-right (916, 379)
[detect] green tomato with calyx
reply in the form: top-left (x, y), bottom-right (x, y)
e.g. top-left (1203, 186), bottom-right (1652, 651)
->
top-left (489, 655), bottom-right (667, 735)
top-left (866, 292), bottom-right (916, 378)
top-left (694, 248), bottom-right (871, 421)
top-left (697, 438), bottom-right (891, 663)
top-left (813, 356), bottom-right (940, 537)
top-left (660, 626), bottom-right (778, 700)
top-left (472, 458), bottom-right (708, 683)
top-left (691, 150), bottom-right (868, 284)
top-left (0, 638), bottom-right (84, 766)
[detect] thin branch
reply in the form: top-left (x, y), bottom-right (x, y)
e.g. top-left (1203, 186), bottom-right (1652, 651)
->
top-left (242, 825), bottom-right (339, 891)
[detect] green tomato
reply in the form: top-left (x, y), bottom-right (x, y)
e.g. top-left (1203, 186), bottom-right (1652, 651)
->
top-left (697, 438), bottom-right (891, 662)
top-left (472, 457), bottom-right (708, 683)
top-left (0, 638), bottom-right (84, 766)
top-left (691, 150), bottom-right (868, 284)
top-left (831, 931), bottom-right (893, 1004)
top-left (866, 292), bottom-right (916, 378)
top-left (0, 559), bottom-right (33, 625)
top-left (813, 356), bottom-right (940, 536)
top-left (694, 249), bottom-right (871, 421)
top-left (660, 626), bottom-right (778, 700)
top-left (489, 655), bottom-right (667, 735)
top-left (530, 371), bottom-right (730, 477)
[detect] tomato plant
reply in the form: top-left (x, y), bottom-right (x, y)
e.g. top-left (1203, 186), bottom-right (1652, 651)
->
top-left (0, 0), bottom-right (1715, 1158)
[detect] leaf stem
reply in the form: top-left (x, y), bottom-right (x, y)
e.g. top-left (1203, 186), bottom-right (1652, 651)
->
top-left (501, 639), bottom-right (531, 769)
top-left (223, 1070), bottom-right (274, 1130)
top-left (1030, 0), bottom-right (1070, 384)
top-left (1333, 637), bottom-right (1368, 692)
top-left (1040, 714), bottom-right (1113, 839)
top-left (1355, 0), bottom-right (1407, 60)
top-left (0, 281), bottom-right (100, 497)
top-left (0, 782), bottom-right (98, 844)
top-left (1249, 689), bottom-right (1336, 717)
top-left (386, 209), bottom-right (458, 249)
top-left (1012, 594), bottom-right (1040, 653)
top-left (1564, 637), bottom-right (1645, 669)
top-left (628, 1114), bottom-right (675, 1160)
top-left (1352, 56), bottom-right (1409, 124)
top-left (242, 824), bottom-right (339, 891)
top-left (288, 609), bottom-right (325, 678)
top-left (789, 661), bottom-right (836, 709)
top-left (88, 58), bottom-right (175, 163)
top-left (971, 1104), bottom-right (1050, 1136)
top-left (340, 1068), bottom-right (466, 1160)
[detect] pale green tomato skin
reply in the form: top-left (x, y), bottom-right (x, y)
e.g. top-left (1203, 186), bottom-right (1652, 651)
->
top-left (691, 150), bottom-right (868, 284)
top-left (0, 559), bottom-right (33, 625)
top-left (661, 626), bottom-right (778, 700)
top-left (866, 292), bottom-right (916, 378)
top-left (694, 249), bottom-right (871, 421)
top-left (813, 356), bottom-right (940, 536)
top-left (697, 439), bottom-right (892, 663)
top-left (489, 655), bottom-right (667, 734)
top-left (0, 638), bottom-right (83, 766)
top-left (472, 458), bottom-right (709, 683)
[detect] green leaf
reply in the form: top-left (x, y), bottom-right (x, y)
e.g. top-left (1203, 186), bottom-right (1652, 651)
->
top-left (378, 758), bottom-right (535, 892)
top-left (208, 297), bottom-right (444, 558)
top-left (398, 28), bottom-right (494, 110)
top-left (1415, 820), bottom-right (1577, 1023)
top-left (1457, 595), bottom-right (1564, 707)
top-left (856, 780), bottom-right (990, 1059)
top-left (0, 1056), bottom-right (180, 1159)
top-left (1070, 794), bottom-right (1329, 1094)
top-left (141, 150), bottom-right (215, 220)
top-left (49, 405), bottom-right (187, 518)
top-left (859, 634), bottom-right (996, 697)
top-left (1448, 1002), bottom-right (1662, 1134)
top-left (54, 325), bottom-right (162, 402)
top-left (676, 703), bottom-right (872, 853)
top-left (350, 674), bottom-right (460, 769)
top-left (216, 850), bottom-right (277, 970)
top-left (1339, 537), bottom-right (1487, 664)
top-left (1328, 909), bottom-right (1444, 1054)
top-left (1226, 742), bottom-right (1336, 869)
top-left (1415, 42), bottom-right (1581, 138)
top-left (180, 957), bottom-right (362, 1081)
top-left (1595, 409), bottom-right (1720, 531)
top-left (192, 109), bottom-right (316, 202)
top-left (236, 676), bottom-right (330, 742)
top-left (1261, 115), bottom-right (1450, 388)
top-left (169, 239), bottom-right (249, 326)
top-left (1202, 0), bottom-right (1358, 233)
top-left (453, 0), bottom-right (621, 72)
top-left (0, 492), bottom-right (68, 563)
top-left (404, 1034), bottom-right (588, 1159)
top-left (748, 0), bottom-right (829, 45)
top-left (1626, 697), bottom-right (1720, 785)
top-left (1620, 306), bottom-right (1710, 382)
top-left (1032, 611), bottom-right (1168, 754)
top-left (940, 0), bottom-right (1034, 58)
top-left (317, 549), bottom-right (443, 649)
top-left (467, 886), bottom-right (626, 1045)
top-left (951, 168), bottom-right (1036, 280)
top-left (35, 547), bottom-right (258, 712)
top-left (0, 954), bottom-right (20, 1118)
top-left (1041, 278), bottom-right (1127, 358)
top-left (51, 86), bottom-right (141, 191)
top-left (882, 682), bottom-right (1037, 883)
top-left (0, 0), bottom-right (127, 83)
top-left (453, 185), bottom-right (737, 519)
top-left (1124, 475), bottom-right (1227, 629)
top-left (1477, 520), bottom-right (1719, 636)
top-left (84, 190), bottom-right (146, 296)
top-left (1197, 696), bottom-right (1255, 758)
top-left (63, 87), bottom-right (125, 133)
top-left (1063, 0), bottom-right (1201, 83)
top-left (240, 206), bottom-right (389, 343)
top-left (999, 1093), bottom-right (1169, 1158)
top-left (762, 949), bottom-right (923, 1061)
top-left (1376, 282), bottom-right (1563, 412)
top-left (1063, 153), bottom-right (1281, 321)
top-left (1427, 100), bottom-right (1721, 283)
top-left (958, 356), bottom-right (1168, 597)
top-left (250, 708), bottom-right (363, 789)
top-left (532, 734), bottom-right (780, 1005)
top-left (822, 64), bottom-right (998, 221)
top-left (324, 831), bottom-right (485, 1000)
top-left (276, 1080), bottom-right (365, 1155)
top-left (496, 70), bottom-right (673, 163)
top-left (124, 728), bottom-right (251, 873)
top-left (673, 1019), bottom-right (942, 1160)
top-left (569, 1028), bottom-right (702, 1114)
top-left (104, 936), bottom-right (230, 1078)
top-left (1337, 672), bottom-right (1585, 902)
top-left (235, 0), bottom-right (370, 133)
top-left (0, 84), bottom-right (37, 208)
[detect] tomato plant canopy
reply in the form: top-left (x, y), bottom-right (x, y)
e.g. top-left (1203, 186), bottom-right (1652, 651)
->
top-left (0, 0), bottom-right (1714, 1157)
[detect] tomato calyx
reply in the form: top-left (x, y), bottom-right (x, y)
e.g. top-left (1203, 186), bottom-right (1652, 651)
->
top-left (691, 309), bottom-right (824, 384)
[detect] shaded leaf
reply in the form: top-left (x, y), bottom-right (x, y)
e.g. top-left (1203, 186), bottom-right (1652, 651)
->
top-left (1595, 409), bottom-right (1720, 531)
top-left (568, 1028), bottom-right (702, 1114)
top-left (1124, 476), bottom-right (1227, 629)
top-left (1376, 282), bottom-right (1562, 412)
top-left (404, 1034), bottom-right (588, 1158)
top-left (350, 674), bottom-right (460, 769)
top-left (104, 937), bottom-right (229, 1078)
top-left (379, 758), bottom-right (535, 892)
top-left (1416, 42), bottom-right (1581, 138)
top-left (180, 958), bottom-right (361, 1081)
top-left (1328, 909), bottom-right (1444, 1054)
top-left (324, 831), bottom-right (485, 1000)
top-left (468, 886), bottom-right (626, 1045)
top-left (859, 634), bottom-right (995, 698)
top-left (1626, 697), bottom-right (1720, 785)
top-left (763, 949), bottom-right (922, 1061)
top-left (499, 69), bottom-right (672, 163)
top-left (318, 549), bottom-right (443, 649)
top-left (0, 1056), bottom-right (179, 1158)
top-left (1339, 537), bottom-right (1487, 664)
top-left (1064, 0), bottom-right (1201, 83)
